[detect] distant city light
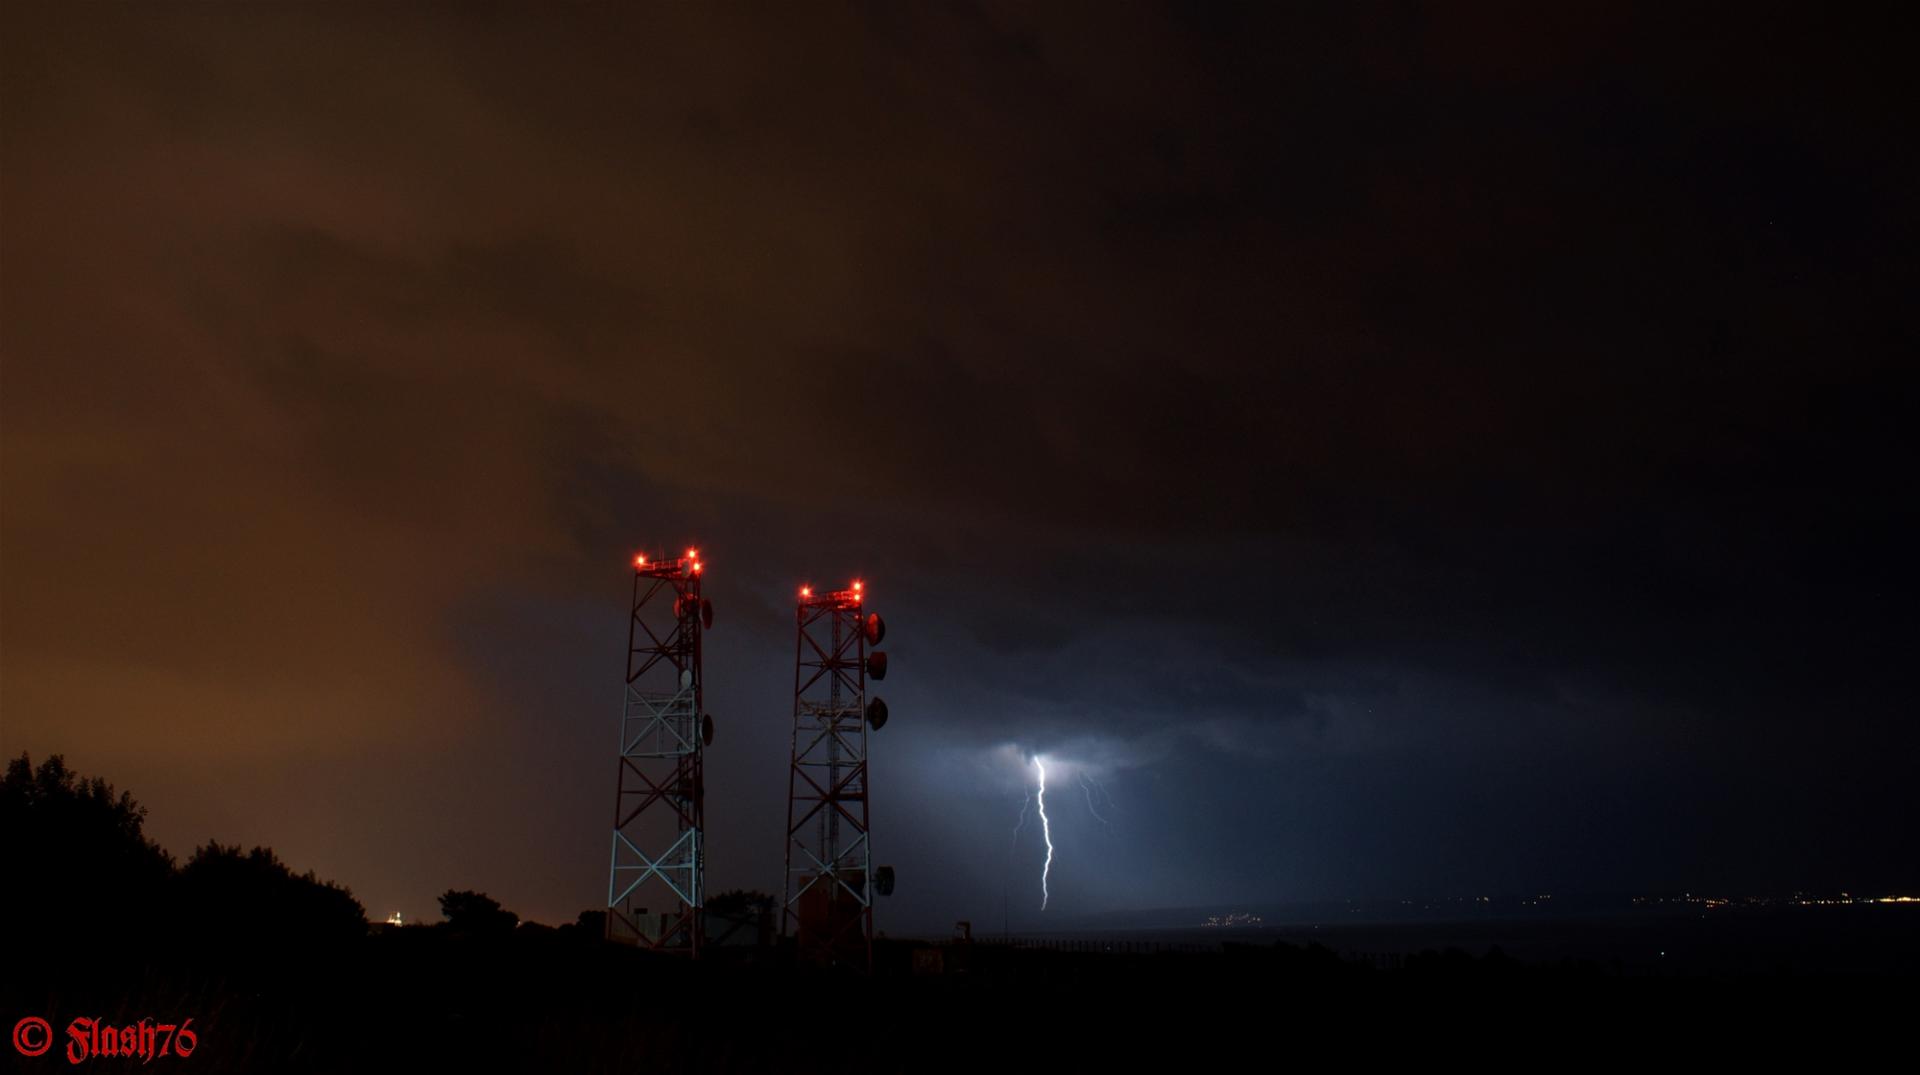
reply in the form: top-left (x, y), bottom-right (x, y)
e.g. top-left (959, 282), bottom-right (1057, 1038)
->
top-left (1203, 912), bottom-right (1264, 928)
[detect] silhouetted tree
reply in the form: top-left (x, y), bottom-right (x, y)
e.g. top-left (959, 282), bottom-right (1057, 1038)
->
top-left (174, 841), bottom-right (368, 950)
top-left (706, 889), bottom-right (776, 945)
top-left (439, 889), bottom-right (518, 936)
top-left (0, 752), bottom-right (173, 941)
top-left (708, 889), bottom-right (775, 921)
top-left (559, 908), bottom-right (607, 941)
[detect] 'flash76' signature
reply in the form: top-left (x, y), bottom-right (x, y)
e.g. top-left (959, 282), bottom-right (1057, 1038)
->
top-left (12, 1016), bottom-right (199, 1063)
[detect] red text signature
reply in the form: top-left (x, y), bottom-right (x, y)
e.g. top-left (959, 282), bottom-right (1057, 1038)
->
top-left (13, 1016), bottom-right (198, 1063)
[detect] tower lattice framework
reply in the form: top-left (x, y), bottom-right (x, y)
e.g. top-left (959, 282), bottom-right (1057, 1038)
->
top-left (781, 580), bottom-right (892, 970)
top-left (606, 548), bottom-right (711, 953)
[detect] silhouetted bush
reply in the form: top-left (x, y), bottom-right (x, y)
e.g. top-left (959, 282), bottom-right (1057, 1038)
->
top-left (561, 908), bottom-right (608, 940)
top-left (707, 889), bottom-right (776, 947)
top-left (708, 889), bottom-right (775, 919)
top-left (174, 841), bottom-right (368, 950)
top-left (439, 888), bottom-right (519, 936)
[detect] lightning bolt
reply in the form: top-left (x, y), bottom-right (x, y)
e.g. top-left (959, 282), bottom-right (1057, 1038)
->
top-left (1092, 773), bottom-right (1119, 814)
top-left (1035, 757), bottom-right (1053, 910)
top-left (1079, 772), bottom-right (1110, 827)
top-left (1011, 787), bottom-right (1032, 851)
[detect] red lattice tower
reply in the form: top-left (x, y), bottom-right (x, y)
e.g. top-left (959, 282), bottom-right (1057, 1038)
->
top-left (605, 547), bottom-right (713, 953)
top-left (780, 579), bottom-right (894, 970)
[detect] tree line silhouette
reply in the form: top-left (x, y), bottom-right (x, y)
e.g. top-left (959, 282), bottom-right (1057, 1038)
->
top-left (0, 752), bottom-right (541, 956)
top-left (3, 750), bottom-right (786, 959)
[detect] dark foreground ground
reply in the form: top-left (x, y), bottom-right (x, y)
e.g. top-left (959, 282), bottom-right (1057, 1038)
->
top-left (8, 905), bottom-right (1917, 1072)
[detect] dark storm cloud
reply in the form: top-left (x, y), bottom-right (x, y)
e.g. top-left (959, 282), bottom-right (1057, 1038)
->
top-left (3, 2), bottom-right (1913, 928)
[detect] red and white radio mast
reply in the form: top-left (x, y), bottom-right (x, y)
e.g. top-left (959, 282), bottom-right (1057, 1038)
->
top-left (781, 579), bottom-right (893, 970)
top-left (606, 548), bottom-right (713, 953)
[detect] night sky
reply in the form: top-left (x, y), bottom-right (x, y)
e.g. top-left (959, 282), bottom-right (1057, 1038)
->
top-left (2, 4), bottom-right (1913, 932)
